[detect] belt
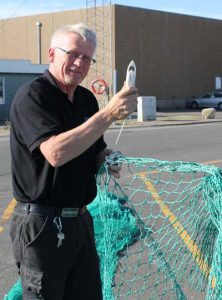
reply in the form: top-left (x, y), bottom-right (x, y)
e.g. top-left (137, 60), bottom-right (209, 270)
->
top-left (15, 202), bottom-right (86, 218)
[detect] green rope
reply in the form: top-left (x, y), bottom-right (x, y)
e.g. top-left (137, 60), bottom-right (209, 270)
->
top-left (98, 155), bottom-right (222, 299)
top-left (5, 156), bottom-right (222, 299)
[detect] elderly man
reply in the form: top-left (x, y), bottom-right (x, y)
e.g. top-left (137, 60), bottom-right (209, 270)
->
top-left (10, 23), bottom-right (138, 299)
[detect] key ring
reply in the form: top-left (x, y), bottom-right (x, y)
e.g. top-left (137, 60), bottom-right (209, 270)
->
top-left (53, 216), bottom-right (62, 233)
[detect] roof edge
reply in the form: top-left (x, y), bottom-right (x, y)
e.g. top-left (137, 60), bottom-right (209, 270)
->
top-left (0, 59), bottom-right (48, 74)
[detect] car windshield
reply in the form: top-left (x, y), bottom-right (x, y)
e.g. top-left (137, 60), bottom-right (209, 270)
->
top-left (214, 93), bottom-right (222, 97)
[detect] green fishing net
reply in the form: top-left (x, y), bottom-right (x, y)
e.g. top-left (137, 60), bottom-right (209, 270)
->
top-left (5, 155), bottom-right (222, 299)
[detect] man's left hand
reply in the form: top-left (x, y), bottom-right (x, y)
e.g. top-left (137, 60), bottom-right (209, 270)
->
top-left (96, 148), bottom-right (122, 178)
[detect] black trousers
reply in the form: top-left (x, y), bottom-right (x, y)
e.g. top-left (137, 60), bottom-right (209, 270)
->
top-left (10, 209), bottom-right (103, 300)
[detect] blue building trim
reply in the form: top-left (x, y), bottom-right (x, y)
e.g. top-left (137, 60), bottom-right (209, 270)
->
top-left (0, 60), bottom-right (48, 123)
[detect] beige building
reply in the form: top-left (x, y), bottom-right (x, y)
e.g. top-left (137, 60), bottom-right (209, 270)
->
top-left (1, 4), bottom-right (222, 104)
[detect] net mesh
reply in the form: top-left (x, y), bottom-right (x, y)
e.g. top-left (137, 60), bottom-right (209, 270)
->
top-left (5, 155), bottom-right (222, 300)
top-left (96, 155), bottom-right (222, 300)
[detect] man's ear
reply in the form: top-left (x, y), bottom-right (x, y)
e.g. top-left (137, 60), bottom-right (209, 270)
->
top-left (48, 48), bottom-right (55, 63)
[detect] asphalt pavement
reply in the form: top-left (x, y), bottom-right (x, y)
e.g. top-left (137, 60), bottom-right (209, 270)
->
top-left (1, 109), bottom-right (222, 299)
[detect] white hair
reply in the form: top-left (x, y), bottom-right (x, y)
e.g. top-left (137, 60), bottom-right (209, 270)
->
top-left (50, 23), bottom-right (97, 50)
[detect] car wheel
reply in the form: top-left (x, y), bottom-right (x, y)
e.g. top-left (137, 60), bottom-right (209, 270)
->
top-left (218, 103), bottom-right (222, 110)
top-left (191, 102), bottom-right (199, 109)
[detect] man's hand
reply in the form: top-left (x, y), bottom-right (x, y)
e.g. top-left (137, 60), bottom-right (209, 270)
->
top-left (108, 163), bottom-right (121, 179)
top-left (96, 149), bottom-right (122, 178)
top-left (106, 83), bottom-right (138, 120)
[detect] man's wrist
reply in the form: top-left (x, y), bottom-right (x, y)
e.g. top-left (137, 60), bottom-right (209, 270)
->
top-left (104, 107), bottom-right (116, 123)
top-left (91, 108), bottom-right (115, 130)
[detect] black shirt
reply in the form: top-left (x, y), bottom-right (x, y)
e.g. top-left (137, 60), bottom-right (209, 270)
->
top-left (10, 70), bottom-right (107, 207)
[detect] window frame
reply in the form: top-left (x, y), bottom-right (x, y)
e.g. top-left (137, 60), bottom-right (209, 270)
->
top-left (0, 77), bottom-right (5, 105)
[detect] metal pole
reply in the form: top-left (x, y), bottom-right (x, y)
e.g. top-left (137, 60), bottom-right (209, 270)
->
top-left (113, 69), bottom-right (117, 95)
top-left (109, 1), bottom-right (113, 96)
top-left (36, 21), bottom-right (42, 64)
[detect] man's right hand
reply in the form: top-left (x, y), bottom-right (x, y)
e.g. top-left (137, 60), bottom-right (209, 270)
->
top-left (106, 84), bottom-right (138, 120)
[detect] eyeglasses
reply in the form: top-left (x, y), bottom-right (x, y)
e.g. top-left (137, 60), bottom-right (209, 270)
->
top-left (56, 47), bottom-right (96, 65)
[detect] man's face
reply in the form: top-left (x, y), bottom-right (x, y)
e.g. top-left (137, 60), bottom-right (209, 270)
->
top-left (49, 32), bottom-right (95, 89)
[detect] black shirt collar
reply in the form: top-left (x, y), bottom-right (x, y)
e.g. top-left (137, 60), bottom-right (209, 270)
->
top-left (44, 69), bottom-right (64, 92)
top-left (44, 69), bottom-right (80, 102)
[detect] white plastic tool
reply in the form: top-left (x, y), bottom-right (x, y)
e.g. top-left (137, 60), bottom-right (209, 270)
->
top-left (115, 60), bottom-right (136, 145)
top-left (125, 60), bottom-right (136, 87)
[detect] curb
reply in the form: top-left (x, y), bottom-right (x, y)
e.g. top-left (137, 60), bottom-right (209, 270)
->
top-left (109, 119), bottom-right (222, 130)
top-left (1, 119), bottom-right (222, 137)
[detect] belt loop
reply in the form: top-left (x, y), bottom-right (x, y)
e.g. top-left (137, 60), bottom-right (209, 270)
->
top-left (27, 203), bottom-right (31, 215)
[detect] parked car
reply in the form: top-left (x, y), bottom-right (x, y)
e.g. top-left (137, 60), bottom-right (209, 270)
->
top-left (187, 91), bottom-right (222, 110)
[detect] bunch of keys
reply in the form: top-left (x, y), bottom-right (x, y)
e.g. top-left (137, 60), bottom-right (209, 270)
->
top-left (53, 217), bottom-right (65, 248)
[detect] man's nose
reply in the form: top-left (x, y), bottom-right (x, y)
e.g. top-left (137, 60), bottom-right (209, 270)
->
top-left (73, 56), bottom-right (84, 66)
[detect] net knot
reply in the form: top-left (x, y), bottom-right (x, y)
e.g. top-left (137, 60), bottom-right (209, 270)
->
top-left (105, 151), bottom-right (123, 167)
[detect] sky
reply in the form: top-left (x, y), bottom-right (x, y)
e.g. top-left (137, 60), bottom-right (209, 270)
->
top-left (0, 0), bottom-right (222, 21)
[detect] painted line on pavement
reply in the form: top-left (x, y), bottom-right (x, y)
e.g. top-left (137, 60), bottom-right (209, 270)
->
top-left (138, 172), bottom-right (216, 288)
top-left (202, 160), bottom-right (222, 165)
top-left (0, 198), bottom-right (16, 234)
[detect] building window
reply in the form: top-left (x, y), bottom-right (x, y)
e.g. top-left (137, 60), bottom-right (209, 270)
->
top-left (0, 77), bottom-right (5, 104)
